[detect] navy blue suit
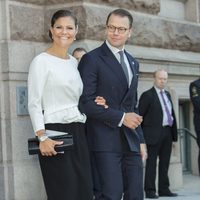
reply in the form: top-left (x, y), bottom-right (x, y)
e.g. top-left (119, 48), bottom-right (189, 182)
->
top-left (79, 42), bottom-right (144, 200)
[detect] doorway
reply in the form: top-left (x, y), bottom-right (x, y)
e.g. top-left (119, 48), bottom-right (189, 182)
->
top-left (179, 100), bottom-right (191, 172)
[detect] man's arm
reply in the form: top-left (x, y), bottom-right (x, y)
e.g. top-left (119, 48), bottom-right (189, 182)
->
top-left (138, 92), bottom-right (151, 117)
top-left (190, 82), bottom-right (200, 112)
top-left (78, 53), bottom-right (124, 128)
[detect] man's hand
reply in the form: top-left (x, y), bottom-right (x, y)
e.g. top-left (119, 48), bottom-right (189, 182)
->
top-left (140, 143), bottom-right (147, 162)
top-left (123, 112), bottom-right (143, 129)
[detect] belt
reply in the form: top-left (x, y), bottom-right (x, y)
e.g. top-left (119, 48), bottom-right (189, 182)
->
top-left (163, 125), bottom-right (171, 128)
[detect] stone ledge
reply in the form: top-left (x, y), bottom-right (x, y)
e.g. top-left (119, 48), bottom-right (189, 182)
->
top-left (46, 4), bottom-right (198, 52)
top-left (72, 39), bottom-right (200, 77)
top-left (72, 39), bottom-right (200, 64)
top-left (73, 4), bottom-right (200, 52)
top-left (10, 3), bottom-right (199, 52)
top-left (2, 39), bottom-right (200, 78)
top-left (11, 0), bottom-right (160, 14)
top-left (85, 0), bottom-right (160, 14)
top-left (10, 0), bottom-right (46, 5)
top-left (0, 40), bottom-right (48, 77)
top-left (1, 72), bottom-right (28, 81)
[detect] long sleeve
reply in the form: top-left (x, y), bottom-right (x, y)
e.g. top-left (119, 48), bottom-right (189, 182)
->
top-left (139, 92), bottom-right (151, 118)
top-left (28, 56), bottom-right (49, 133)
top-left (78, 53), bottom-right (124, 128)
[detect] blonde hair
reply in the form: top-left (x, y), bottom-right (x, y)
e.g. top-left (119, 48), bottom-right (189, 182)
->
top-left (153, 69), bottom-right (168, 78)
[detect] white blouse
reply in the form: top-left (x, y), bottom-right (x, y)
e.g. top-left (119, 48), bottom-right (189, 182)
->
top-left (28, 52), bottom-right (86, 133)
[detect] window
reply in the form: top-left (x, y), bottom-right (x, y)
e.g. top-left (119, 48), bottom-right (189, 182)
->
top-left (159, 0), bottom-right (199, 23)
top-left (159, 0), bottom-right (186, 20)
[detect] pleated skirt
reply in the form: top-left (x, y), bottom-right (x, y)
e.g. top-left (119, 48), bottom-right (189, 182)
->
top-left (38, 122), bottom-right (93, 200)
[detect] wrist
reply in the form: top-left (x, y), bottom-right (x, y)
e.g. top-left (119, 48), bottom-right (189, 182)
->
top-left (36, 129), bottom-right (45, 137)
top-left (38, 135), bottom-right (48, 142)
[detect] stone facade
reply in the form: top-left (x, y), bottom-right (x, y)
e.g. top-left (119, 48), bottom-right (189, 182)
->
top-left (0, 0), bottom-right (200, 199)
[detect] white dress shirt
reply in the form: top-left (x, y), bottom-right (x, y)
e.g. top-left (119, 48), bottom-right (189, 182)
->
top-left (154, 86), bottom-right (173, 126)
top-left (106, 40), bottom-right (133, 126)
top-left (106, 40), bottom-right (133, 86)
top-left (28, 52), bottom-right (86, 134)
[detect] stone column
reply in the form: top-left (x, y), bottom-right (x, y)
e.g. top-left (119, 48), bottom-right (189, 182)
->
top-left (1, 0), bottom-right (47, 199)
top-left (185, 0), bottom-right (199, 22)
top-left (199, 0), bottom-right (200, 22)
top-left (1, 1), bottom-right (13, 199)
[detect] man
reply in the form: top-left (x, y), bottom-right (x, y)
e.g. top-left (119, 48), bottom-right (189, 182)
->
top-left (189, 79), bottom-right (200, 175)
top-left (79, 9), bottom-right (146, 200)
top-left (139, 69), bottom-right (178, 199)
top-left (72, 47), bottom-right (87, 63)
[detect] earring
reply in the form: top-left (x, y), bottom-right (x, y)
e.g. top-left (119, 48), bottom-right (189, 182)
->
top-left (74, 37), bottom-right (76, 41)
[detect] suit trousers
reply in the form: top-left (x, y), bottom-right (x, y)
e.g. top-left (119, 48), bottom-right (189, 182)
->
top-left (193, 115), bottom-right (200, 175)
top-left (145, 126), bottom-right (172, 194)
top-left (92, 151), bottom-right (143, 200)
top-left (198, 149), bottom-right (200, 175)
top-left (197, 137), bottom-right (200, 175)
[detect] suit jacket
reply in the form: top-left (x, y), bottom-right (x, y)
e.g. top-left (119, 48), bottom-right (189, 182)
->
top-left (78, 42), bottom-right (144, 152)
top-left (139, 87), bottom-right (178, 145)
top-left (189, 79), bottom-right (200, 140)
top-left (190, 79), bottom-right (200, 114)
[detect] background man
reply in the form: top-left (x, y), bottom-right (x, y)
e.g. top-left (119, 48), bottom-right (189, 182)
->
top-left (72, 47), bottom-right (87, 63)
top-left (189, 79), bottom-right (200, 175)
top-left (139, 69), bottom-right (178, 199)
top-left (79, 8), bottom-right (146, 200)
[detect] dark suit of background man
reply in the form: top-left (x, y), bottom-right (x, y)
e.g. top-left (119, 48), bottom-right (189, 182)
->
top-left (139, 69), bottom-right (178, 199)
top-left (79, 8), bottom-right (147, 200)
top-left (189, 79), bottom-right (200, 175)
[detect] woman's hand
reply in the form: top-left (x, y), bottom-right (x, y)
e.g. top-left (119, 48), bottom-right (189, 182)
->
top-left (95, 96), bottom-right (108, 109)
top-left (39, 138), bottom-right (63, 156)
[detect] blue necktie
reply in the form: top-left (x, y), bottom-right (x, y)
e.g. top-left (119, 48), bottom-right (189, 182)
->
top-left (118, 51), bottom-right (129, 84)
top-left (160, 91), bottom-right (173, 126)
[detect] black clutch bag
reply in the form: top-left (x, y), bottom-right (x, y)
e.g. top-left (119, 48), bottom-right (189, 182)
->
top-left (28, 134), bottom-right (73, 155)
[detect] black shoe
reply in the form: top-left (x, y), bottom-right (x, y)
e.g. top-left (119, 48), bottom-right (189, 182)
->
top-left (146, 192), bottom-right (159, 199)
top-left (159, 191), bottom-right (178, 197)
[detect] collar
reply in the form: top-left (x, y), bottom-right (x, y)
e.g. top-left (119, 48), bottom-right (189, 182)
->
top-left (106, 40), bottom-right (125, 55)
top-left (154, 86), bottom-right (165, 94)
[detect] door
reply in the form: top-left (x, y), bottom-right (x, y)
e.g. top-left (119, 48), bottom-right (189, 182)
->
top-left (179, 100), bottom-right (191, 172)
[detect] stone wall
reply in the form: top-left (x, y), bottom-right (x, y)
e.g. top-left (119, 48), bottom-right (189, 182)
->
top-left (0, 0), bottom-right (200, 199)
top-left (9, 1), bottom-right (200, 51)
top-left (11, 0), bottom-right (160, 14)
top-left (0, 1), bottom-right (47, 199)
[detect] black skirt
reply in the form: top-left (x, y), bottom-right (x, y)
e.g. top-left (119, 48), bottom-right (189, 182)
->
top-left (38, 122), bottom-right (93, 200)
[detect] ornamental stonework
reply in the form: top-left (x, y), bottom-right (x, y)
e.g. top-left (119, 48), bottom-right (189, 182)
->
top-left (9, 1), bottom-right (200, 52)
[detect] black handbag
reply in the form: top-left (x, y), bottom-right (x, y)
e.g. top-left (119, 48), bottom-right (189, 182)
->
top-left (28, 134), bottom-right (73, 155)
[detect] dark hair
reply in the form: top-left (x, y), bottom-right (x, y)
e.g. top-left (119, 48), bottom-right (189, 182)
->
top-left (106, 9), bottom-right (133, 28)
top-left (72, 47), bottom-right (87, 56)
top-left (49, 10), bottom-right (78, 40)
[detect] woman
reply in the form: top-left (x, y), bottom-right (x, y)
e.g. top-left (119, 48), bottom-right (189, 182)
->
top-left (28, 10), bottom-right (105, 200)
